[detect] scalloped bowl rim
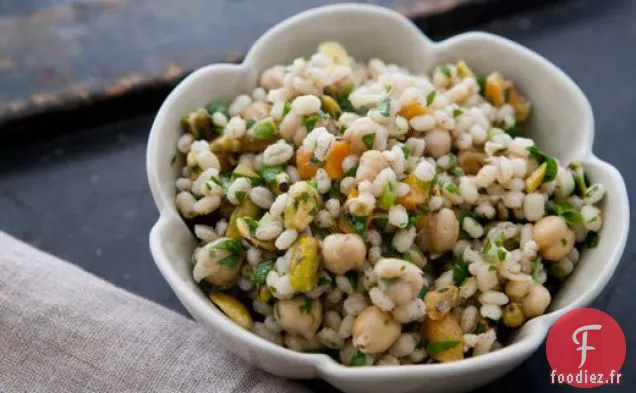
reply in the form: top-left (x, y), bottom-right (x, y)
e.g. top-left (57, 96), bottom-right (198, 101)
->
top-left (147, 2), bottom-right (629, 382)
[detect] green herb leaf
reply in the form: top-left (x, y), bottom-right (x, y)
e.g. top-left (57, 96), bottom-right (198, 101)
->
top-left (318, 276), bottom-right (332, 287)
top-left (362, 133), bottom-right (376, 150)
top-left (379, 181), bottom-right (396, 210)
top-left (426, 341), bottom-right (460, 358)
top-left (282, 101), bottom-right (292, 118)
top-left (235, 190), bottom-right (247, 202)
top-left (250, 118), bottom-right (278, 140)
top-left (444, 182), bottom-right (459, 195)
top-left (344, 166), bottom-right (358, 178)
top-left (504, 124), bottom-right (522, 137)
top-left (245, 119), bottom-right (256, 129)
top-left (170, 154), bottom-right (177, 165)
top-left (212, 239), bottom-right (243, 269)
top-left (299, 296), bottom-right (314, 314)
top-left (475, 322), bottom-right (487, 334)
top-left (343, 211), bottom-right (368, 240)
top-left (426, 91), bottom-right (437, 106)
top-left (532, 257), bottom-right (543, 282)
top-left (348, 350), bottom-right (368, 366)
top-left (251, 259), bottom-right (275, 284)
top-left (345, 271), bottom-right (358, 291)
top-left (372, 216), bottom-right (388, 232)
top-left (439, 65), bottom-right (451, 78)
top-left (378, 97), bottom-right (391, 117)
top-left (452, 109), bottom-right (463, 118)
top-left (477, 76), bottom-right (487, 97)
top-left (381, 277), bottom-right (400, 287)
top-left (550, 201), bottom-right (582, 226)
top-left (585, 232), bottom-right (600, 249)
top-left (259, 165), bottom-right (285, 186)
top-left (418, 285), bottom-right (429, 299)
top-left (206, 101), bottom-right (229, 115)
top-left (570, 161), bottom-right (588, 196)
top-left (243, 217), bottom-right (259, 237)
top-left (303, 115), bottom-right (320, 132)
top-left (401, 145), bottom-right (411, 159)
top-left (452, 257), bottom-right (470, 285)
top-left (497, 248), bottom-right (507, 262)
top-left (527, 145), bottom-right (558, 183)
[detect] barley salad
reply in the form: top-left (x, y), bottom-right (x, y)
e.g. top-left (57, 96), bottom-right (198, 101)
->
top-left (173, 42), bottom-right (605, 366)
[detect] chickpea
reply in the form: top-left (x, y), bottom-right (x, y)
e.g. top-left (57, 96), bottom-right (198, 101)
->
top-left (420, 313), bottom-right (464, 362)
top-left (374, 258), bottom-right (425, 306)
top-left (505, 280), bottom-right (532, 302)
top-left (355, 150), bottom-right (389, 183)
top-left (502, 303), bottom-right (525, 328)
top-left (344, 117), bottom-right (381, 154)
top-left (425, 129), bottom-right (451, 158)
top-left (322, 234), bottom-right (367, 275)
top-left (457, 150), bottom-right (486, 175)
top-left (424, 285), bottom-right (459, 320)
top-left (521, 284), bottom-right (551, 318)
top-left (192, 238), bottom-right (243, 287)
top-left (275, 297), bottom-right (323, 339)
top-left (533, 216), bottom-right (575, 261)
top-left (241, 101), bottom-right (271, 121)
top-left (427, 208), bottom-right (459, 253)
top-left (352, 306), bottom-right (401, 354)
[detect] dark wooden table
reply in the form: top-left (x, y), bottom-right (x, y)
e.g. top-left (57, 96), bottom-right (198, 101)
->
top-left (1, 0), bottom-right (634, 392)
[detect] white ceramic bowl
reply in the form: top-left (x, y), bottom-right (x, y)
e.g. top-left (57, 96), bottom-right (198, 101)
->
top-left (147, 4), bottom-right (629, 393)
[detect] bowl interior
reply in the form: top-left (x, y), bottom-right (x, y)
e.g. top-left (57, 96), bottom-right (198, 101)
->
top-left (148, 4), bottom-right (626, 373)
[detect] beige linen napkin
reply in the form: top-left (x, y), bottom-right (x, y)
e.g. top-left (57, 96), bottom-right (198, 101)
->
top-left (0, 232), bottom-right (309, 393)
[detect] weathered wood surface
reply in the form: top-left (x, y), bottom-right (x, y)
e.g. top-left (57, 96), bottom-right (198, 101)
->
top-left (0, 0), bottom-right (535, 127)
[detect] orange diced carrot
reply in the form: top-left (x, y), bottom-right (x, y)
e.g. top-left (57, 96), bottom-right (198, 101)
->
top-left (324, 140), bottom-right (353, 179)
top-left (397, 102), bottom-right (428, 120)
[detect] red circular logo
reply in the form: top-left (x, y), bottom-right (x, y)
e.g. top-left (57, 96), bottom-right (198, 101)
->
top-left (546, 308), bottom-right (626, 388)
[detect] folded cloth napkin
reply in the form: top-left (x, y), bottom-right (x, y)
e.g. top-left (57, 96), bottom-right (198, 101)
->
top-left (0, 232), bottom-right (309, 393)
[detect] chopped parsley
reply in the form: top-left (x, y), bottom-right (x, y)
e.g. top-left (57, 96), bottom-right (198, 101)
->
top-left (452, 257), bottom-right (470, 285)
top-left (418, 285), bottom-right (429, 299)
top-left (439, 65), bottom-right (451, 78)
top-left (299, 296), bottom-right (313, 314)
top-left (259, 165), bottom-right (285, 186)
top-left (452, 109), bottom-right (463, 117)
top-left (381, 277), bottom-right (400, 287)
top-left (527, 145), bottom-right (558, 183)
top-left (302, 114), bottom-right (320, 132)
top-left (401, 145), bottom-right (411, 159)
top-left (282, 101), bottom-right (292, 118)
top-left (205, 101), bottom-right (229, 116)
top-left (251, 259), bottom-right (275, 284)
top-left (317, 275), bottom-right (333, 287)
top-left (235, 190), bottom-right (247, 202)
top-left (211, 239), bottom-right (243, 269)
top-left (585, 232), bottom-right (600, 248)
top-left (362, 133), bottom-right (376, 150)
top-left (348, 350), bottom-right (368, 366)
top-left (477, 75), bottom-right (487, 97)
top-left (426, 90), bottom-right (436, 106)
top-left (427, 341), bottom-right (459, 358)
top-left (342, 211), bottom-right (368, 240)
top-left (377, 97), bottom-right (391, 117)
top-left (549, 201), bottom-right (582, 226)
